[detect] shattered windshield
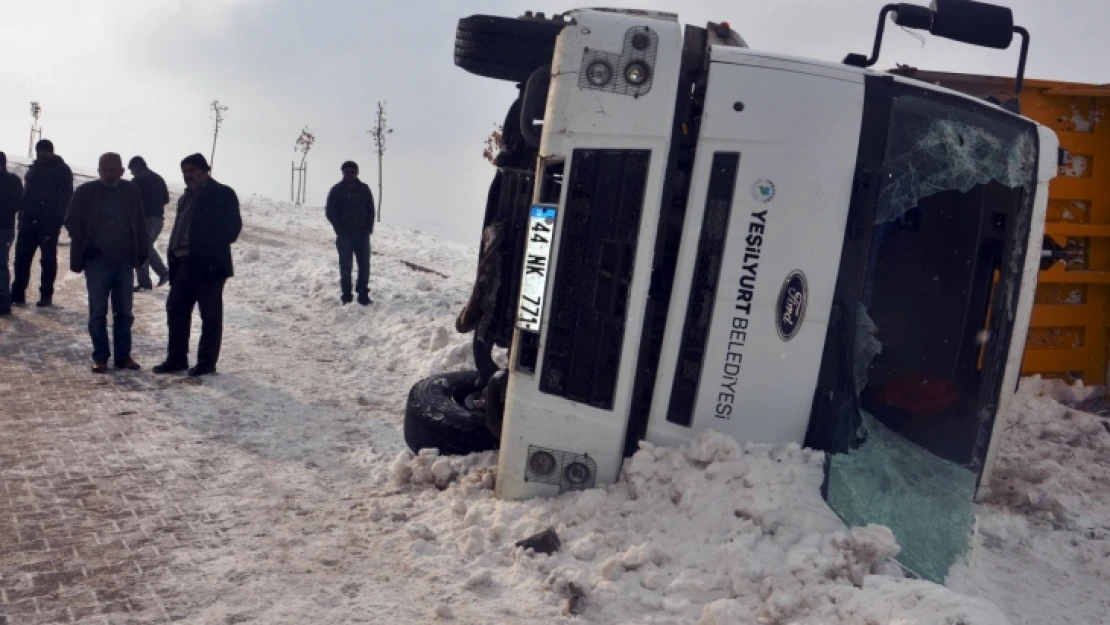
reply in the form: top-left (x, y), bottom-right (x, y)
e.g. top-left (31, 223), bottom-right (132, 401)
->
top-left (875, 95), bottom-right (1036, 225)
top-left (824, 92), bottom-right (1037, 583)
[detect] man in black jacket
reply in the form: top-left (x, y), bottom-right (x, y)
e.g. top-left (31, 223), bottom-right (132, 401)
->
top-left (128, 156), bottom-right (171, 292)
top-left (0, 151), bottom-right (24, 315)
top-left (63, 153), bottom-right (148, 373)
top-left (153, 153), bottom-right (242, 377)
top-left (11, 139), bottom-right (74, 307)
top-left (325, 160), bottom-right (375, 305)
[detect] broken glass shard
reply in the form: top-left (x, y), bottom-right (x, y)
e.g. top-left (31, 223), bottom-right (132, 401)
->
top-left (826, 410), bottom-right (977, 582)
top-left (876, 95), bottom-right (1036, 225)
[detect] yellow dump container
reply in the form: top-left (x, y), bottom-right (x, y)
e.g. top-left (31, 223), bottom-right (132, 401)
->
top-left (891, 70), bottom-right (1110, 386)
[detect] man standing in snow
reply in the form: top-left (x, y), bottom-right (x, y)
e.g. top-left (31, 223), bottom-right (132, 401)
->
top-left (324, 160), bottom-right (374, 306)
top-left (0, 152), bottom-right (24, 316)
top-left (11, 139), bottom-right (73, 308)
top-left (154, 153), bottom-right (242, 377)
top-left (128, 156), bottom-right (171, 292)
top-left (63, 153), bottom-right (148, 373)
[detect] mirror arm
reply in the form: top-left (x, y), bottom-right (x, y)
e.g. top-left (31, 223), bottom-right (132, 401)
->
top-left (1012, 26), bottom-right (1030, 96)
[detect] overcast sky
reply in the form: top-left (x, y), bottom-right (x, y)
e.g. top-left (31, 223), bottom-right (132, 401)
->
top-left (1, 0), bottom-right (1105, 246)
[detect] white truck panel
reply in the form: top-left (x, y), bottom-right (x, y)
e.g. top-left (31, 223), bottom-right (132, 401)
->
top-left (645, 58), bottom-right (865, 449)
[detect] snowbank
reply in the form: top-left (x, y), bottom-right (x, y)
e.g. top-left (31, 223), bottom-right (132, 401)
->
top-left (979, 377), bottom-right (1109, 526)
top-left (389, 432), bottom-right (1011, 624)
top-left (947, 377), bottom-right (1110, 625)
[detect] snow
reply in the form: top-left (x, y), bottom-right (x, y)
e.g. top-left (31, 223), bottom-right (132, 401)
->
top-left (4, 155), bottom-right (1108, 623)
top-left (388, 430), bottom-right (1018, 624)
top-left (946, 377), bottom-right (1110, 625)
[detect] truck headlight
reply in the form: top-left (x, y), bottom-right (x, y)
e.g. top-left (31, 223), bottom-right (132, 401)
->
top-left (529, 450), bottom-right (557, 475)
top-left (564, 461), bottom-right (591, 485)
top-left (586, 60), bottom-right (614, 86)
top-left (624, 61), bottom-right (650, 86)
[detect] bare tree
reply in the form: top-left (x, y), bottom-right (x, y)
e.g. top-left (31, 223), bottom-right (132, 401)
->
top-left (296, 127), bottom-right (315, 167)
top-left (292, 127), bottom-right (315, 205)
top-left (28, 102), bottom-right (43, 158)
top-left (482, 123), bottom-right (504, 165)
top-left (209, 100), bottom-right (229, 170)
top-left (367, 101), bottom-right (393, 223)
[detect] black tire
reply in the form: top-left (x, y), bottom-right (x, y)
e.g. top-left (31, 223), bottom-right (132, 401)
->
top-left (404, 370), bottom-right (500, 455)
top-left (455, 14), bottom-right (566, 82)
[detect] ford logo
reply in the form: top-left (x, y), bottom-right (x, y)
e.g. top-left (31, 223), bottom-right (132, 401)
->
top-left (776, 271), bottom-right (807, 342)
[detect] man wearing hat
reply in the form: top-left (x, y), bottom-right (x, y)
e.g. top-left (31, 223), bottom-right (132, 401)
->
top-left (127, 156), bottom-right (171, 292)
top-left (324, 160), bottom-right (375, 305)
top-left (153, 153), bottom-right (241, 377)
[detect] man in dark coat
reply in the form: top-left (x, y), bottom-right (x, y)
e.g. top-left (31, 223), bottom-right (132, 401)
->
top-left (153, 153), bottom-right (242, 377)
top-left (63, 153), bottom-right (148, 373)
top-left (325, 160), bottom-right (375, 305)
top-left (11, 139), bottom-right (74, 307)
top-left (128, 156), bottom-right (171, 292)
top-left (0, 151), bottom-right (24, 315)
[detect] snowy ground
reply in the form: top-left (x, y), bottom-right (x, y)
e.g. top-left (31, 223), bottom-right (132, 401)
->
top-left (2, 157), bottom-right (1108, 624)
top-left (947, 378), bottom-right (1110, 625)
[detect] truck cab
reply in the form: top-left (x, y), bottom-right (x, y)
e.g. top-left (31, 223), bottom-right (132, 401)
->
top-left (406, 2), bottom-right (1059, 583)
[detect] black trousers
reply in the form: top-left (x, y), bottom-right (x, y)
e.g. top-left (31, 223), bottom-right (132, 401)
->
top-left (166, 263), bottom-right (226, 367)
top-left (11, 219), bottom-right (62, 300)
top-left (336, 233), bottom-right (371, 297)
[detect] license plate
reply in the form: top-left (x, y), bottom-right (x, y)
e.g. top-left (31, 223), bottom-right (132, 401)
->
top-left (517, 206), bottom-right (557, 332)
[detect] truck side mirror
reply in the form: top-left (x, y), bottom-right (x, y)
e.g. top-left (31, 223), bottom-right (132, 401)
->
top-left (892, 4), bottom-right (932, 30)
top-left (929, 0), bottom-right (1012, 49)
top-left (844, 1), bottom-right (1030, 103)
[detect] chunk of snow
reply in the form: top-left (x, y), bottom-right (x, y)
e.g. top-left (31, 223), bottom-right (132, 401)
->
top-left (464, 569), bottom-right (493, 590)
top-left (407, 523), bottom-right (435, 541)
top-left (697, 599), bottom-right (756, 625)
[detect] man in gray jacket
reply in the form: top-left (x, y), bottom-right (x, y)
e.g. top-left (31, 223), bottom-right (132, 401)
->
top-left (325, 161), bottom-right (375, 305)
top-left (64, 153), bottom-right (148, 373)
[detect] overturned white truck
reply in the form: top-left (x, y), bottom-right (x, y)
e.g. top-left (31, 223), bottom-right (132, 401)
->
top-left (405, 2), bottom-right (1059, 581)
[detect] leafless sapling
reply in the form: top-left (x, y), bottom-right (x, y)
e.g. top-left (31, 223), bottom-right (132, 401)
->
top-left (367, 101), bottom-right (393, 223)
top-left (209, 100), bottom-right (229, 170)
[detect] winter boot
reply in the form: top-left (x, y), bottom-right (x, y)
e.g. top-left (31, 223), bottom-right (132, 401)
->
top-left (115, 358), bottom-right (141, 371)
top-left (153, 361), bottom-right (188, 374)
top-left (188, 363), bottom-right (216, 377)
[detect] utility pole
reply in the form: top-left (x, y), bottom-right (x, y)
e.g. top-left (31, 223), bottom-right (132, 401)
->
top-left (210, 100), bottom-right (228, 171)
top-left (368, 101), bottom-right (392, 223)
top-left (28, 102), bottom-right (43, 158)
